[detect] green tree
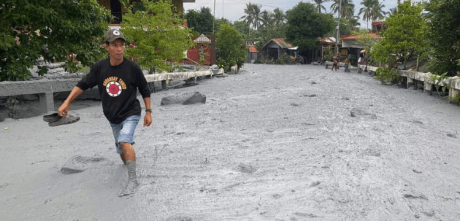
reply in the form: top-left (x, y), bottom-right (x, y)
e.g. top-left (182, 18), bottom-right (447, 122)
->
top-left (272, 8), bottom-right (286, 27)
top-left (122, 0), bottom-right (194, 72)
top-left (313, 0), bottom-right (329, 13)
top-left (240, 3), bottom-right (262, 32)
top-left (338, 18), bottom-right (353, 36)
top-left (331, 0), bottom-right (355, 20)
top-left (260, 10), bottom-right (273, 28)
top-left (0, 0), bottom-right (111, 81)
top-left (371, 0), bottom-right (386, 21)
top-left (214, 18), bottom-right (231, 34)
top-left (185, 7), bottom-right (214, 36)
top-left (285, 3), bottom-right (335, 51)
top-left (348, 16), bottom-right (362, 30)
top-left (232, 20), bottom-right (249, 36)
top-left (359, 0), bottom-right (386, 29)
top-left (426, 0), bottom-right (460, 76)
top-left (372, 1), bottom-right (428, 69)
top-left (359, 0), bottom-right (374, 29)
top-left (216, 24), bottom-right (247, 71)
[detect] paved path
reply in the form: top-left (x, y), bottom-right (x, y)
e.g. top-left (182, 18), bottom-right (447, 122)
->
top-left (1, 64), bottom-right (460, 221)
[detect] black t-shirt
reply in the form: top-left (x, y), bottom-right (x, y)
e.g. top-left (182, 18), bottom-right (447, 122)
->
top-left (76, 58), bottom-right (150, 124)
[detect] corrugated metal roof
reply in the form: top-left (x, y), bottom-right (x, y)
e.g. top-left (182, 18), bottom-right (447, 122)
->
top-left (272, 38), bottom-right (293, 48)
top-left (341, 33), bottom-right (382, 40)
top-left (318, 37), bottom-right (336, 44)
top-left (262, 38), bottom-right (294, 49)
top-left (194, 34), bottom-right (211, 43)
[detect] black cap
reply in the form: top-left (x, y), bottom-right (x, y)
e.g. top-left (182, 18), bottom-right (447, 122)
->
top-left (104, 29), bottom-right (125, 43)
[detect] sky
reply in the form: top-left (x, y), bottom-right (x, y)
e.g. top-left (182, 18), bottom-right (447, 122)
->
top-left (183, 0), bottom-right (399, 28)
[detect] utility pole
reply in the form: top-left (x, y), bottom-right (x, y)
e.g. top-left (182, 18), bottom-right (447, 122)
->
top-left (223, 0), bottom-right (224, 19)
top-left (335, 0), bottom-right (342, 57)
top-left (213, 0), bottom-right (216, 35)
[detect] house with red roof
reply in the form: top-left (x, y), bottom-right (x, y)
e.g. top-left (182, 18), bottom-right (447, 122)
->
top-left (340, 22), bottom-right (384, 66)
top-left (246, 40), bottom-right (258, 63)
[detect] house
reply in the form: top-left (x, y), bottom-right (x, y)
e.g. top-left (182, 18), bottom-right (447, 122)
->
top-left (97, 0), bottom-right (195, 24)
top-left (185, 34), bottom-right (212, 65)
top-left (260, 38), bottom-right (297, 63)
top-left (314, 37), bottom-right (337, 62)
top-left (341, 32), bottom-right (382, 66)
top-left (338, 22), bottom-right (384, 65)
top-left (245, 40), bottom-right (258, 63)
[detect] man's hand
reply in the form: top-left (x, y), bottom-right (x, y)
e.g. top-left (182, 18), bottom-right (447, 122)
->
top-left (58, 101), bottom-right (70, 117)
top-left (144, 113), bottom-right (152, 127)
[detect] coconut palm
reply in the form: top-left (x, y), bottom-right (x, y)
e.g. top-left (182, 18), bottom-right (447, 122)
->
top-left (358, 0), bottom-right (374, 29)
top-left (331, 0), bottom-right (355, 20)
top-left (313, 0), bottom-right (329, 13)
top-left (240, 3), bottom-right (255, 34)
top-left (260, 10), bottom-right (272, 28)
top-left (272, 8), bottom-right (286, 27)
top-left (348, 16), bottom-right (361, 30)
top-left (371, 0), bottom-right (386, 21)
top-left (388, 7), bottom-right (397, 16)
top-left (240, 3), bottom-right (262, 31)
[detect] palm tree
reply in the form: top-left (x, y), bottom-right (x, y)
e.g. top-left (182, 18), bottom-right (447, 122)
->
top-left (348, 16), bottom-right (361, 30)
top-left (313, 0), bottom-right (328, 13)
top-left (272, 8), bottom-right (286, 27)
top-left (240, 3), bottom-right (262, 31)
top-left (331, 0), bottom-right (355, 20)
top-left (251, 4), bottom-right (262, 30)
top-left (240, 3), bottom-right (255, 34)
top-left (359, 0), bottom-right (374, 29)
top-left (371, 0), bottom-right (386, 21)
top-left (260, 10), bottom-right (272, 28)
top-left (388, 7), bottom-right (397, 16)
top-left (359, 0), bottom-right (386, 29)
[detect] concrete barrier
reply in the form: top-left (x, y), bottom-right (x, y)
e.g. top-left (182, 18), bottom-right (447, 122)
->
top-left (0, 70), bottom-right (214, 114)
top-left (368, 65), bottom-right (459, 99)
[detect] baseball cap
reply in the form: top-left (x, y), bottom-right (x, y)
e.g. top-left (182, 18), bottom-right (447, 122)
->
top-left (105, 29), bottom-right (126, 43)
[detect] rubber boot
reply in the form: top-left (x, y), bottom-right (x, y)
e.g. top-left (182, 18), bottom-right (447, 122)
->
top-left (119, 160), bottom-right (139, 197)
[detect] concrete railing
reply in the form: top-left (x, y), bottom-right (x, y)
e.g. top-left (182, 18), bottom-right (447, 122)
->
top-left (0, 68), bottom-right (224, 114)
top-left (367, 65), bottom-right (460, 99)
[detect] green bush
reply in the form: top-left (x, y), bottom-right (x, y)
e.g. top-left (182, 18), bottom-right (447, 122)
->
top-left (216, 24), bottom-right (247, 72)
top-left (0, 1), bottom-right (111, 81)
top-left (276, 53), bottom-right (290, 64)
top-left (375, 67), bottom-right (399, 85)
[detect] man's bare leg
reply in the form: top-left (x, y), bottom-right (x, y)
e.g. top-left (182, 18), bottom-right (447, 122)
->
top-left (119, 142), bottom-right (139, 197)
top-left (119, 154), bottom-right (126, 164)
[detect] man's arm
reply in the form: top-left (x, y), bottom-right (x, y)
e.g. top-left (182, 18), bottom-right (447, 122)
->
top-left (58, 86), bottom-right (84, 117)
top-left (143, 97), bottom-right (152, 127)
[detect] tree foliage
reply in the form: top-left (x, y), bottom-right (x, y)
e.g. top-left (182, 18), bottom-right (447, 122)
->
top-left (285, 3), bottom-right (335, 52)
top-left (0, 0), bottom-right (111, 81)
top-left (121, 0), bottom-right (194, 72)
top-left (372, 1), bottom-right (428, 68)
top-left (232, 20), bottom-right (249, 36)
top-left (185, 7), bottom-right (214, 36)
top-left (331, 0), bottom-right (355, 20)
top-left (313, 0), bottom-right (328, 14)
top-left (216, 24), bottom-right (246, 72)
top-left (426, 0), bottom-right (460, 76)
top-left (359, 0), bottom-right (385, 29)
top-left (240, 3), bottom-right (262, 32)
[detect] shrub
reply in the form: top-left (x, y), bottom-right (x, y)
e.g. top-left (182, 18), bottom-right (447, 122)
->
top-left (375, 67), bottom-right (399, 84)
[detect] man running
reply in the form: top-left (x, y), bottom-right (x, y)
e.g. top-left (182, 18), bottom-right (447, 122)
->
top-left (58, 29), bottom-right (152, 196)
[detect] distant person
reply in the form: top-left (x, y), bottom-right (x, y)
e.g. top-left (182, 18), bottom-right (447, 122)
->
top-left (358, 50), bottom-right (366, 73)
top-left (57, 29), bottom-right (152, 197)
top-left (332, 57), bottom-right (339, 71)
top-left (344, 57), bottom-right (350, 72)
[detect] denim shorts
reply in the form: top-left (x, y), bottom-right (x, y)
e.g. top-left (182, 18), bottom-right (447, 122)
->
top-left (109, 115), bottom-right (141, 154)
